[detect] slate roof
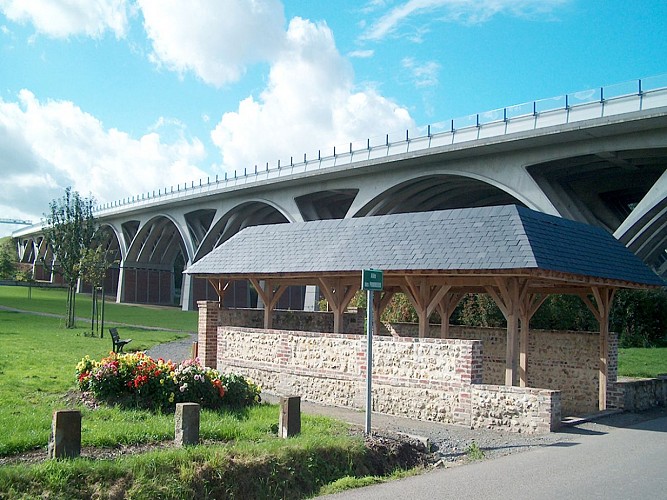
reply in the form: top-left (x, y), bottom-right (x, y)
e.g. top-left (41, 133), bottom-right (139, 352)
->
top-left (185, 205), bottom-right (665, 287)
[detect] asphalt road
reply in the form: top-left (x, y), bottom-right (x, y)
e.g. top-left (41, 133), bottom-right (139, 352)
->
top-left (322, 412), bottom-right (667, 499)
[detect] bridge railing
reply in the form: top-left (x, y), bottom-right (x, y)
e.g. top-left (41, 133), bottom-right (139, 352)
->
top-left (92, 75), bottom-right (667, 216)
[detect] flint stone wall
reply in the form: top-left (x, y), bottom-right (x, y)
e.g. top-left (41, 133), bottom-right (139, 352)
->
top-left (609, 376), bottom-right (667, 411)
top-left (216, 326), bottom-right (560, 433)
top-left (220, 308), bottom-right (365, 334)
top-left (385, 323), bottom-right (608, 415)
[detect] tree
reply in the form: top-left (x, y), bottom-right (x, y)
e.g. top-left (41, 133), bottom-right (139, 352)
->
top-left (44, 188), bottom-right (97, 328)
top-left (78, 245), bottom-right (111, 336)
top-left (0, 237), bottom-right (17, 279)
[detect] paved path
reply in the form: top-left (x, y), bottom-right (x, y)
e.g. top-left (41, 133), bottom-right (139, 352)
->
top-left (322, 412), bottom-right (667, 499)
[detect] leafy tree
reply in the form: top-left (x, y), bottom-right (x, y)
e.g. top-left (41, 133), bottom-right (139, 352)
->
top-left (43, 188), bottom-right (97, 328)
top-left (453, 293), bottom-right (505, 328)
top-left (610, 289), bottom-right (667, 347)
top-left (0, 237), bottom-right (17, 279)
top-left (78, 245), bottom-right (111, 336)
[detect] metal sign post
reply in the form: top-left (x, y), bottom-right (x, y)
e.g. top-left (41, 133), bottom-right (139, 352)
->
top-left (361, 269), bottom-right (383, 435)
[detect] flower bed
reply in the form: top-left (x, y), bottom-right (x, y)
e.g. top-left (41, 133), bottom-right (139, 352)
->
top-left (76, 352), bottom-right (261, 411)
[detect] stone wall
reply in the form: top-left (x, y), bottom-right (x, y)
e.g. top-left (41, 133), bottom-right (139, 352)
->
top-left (470, 385), bottom-right (560, 433)
top-left (215, 325), bottom-right (561, 433)
top-left (220, 308), bottom-right (365, 334)
top-left (609, 376), bottom-right (667, 411)
top-left (386, 322), bottom-right (606, 416)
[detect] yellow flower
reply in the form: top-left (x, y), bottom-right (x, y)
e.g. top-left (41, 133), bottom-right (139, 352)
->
top-left (169, 393), bottom-right (175, 403)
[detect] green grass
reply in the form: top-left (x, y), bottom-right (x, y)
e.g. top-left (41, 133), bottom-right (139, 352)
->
top-left (0, 288), bottom-right (415, 498)
top-left (0, 311), bottom-right (189, 455)
top-left (618, 347), bottom-right (667, 378)
top-left (0, 285), bottom-right (197, 332)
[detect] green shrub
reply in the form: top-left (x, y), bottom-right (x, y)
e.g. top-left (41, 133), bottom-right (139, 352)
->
top-left (76, 353), bottom-right (261, 411)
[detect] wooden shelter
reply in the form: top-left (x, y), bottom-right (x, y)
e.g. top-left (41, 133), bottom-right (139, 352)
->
top-left (185, 205), bottom-right (665, 410)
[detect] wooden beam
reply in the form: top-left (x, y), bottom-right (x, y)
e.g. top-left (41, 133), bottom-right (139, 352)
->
top-left (207, 278), bottom-right (230, 303)
top-left (586, 287), bottom-right (616, 411)
top-left (487, 278), bottom-right (523, 386)
top-left (249, 278), bottom-right (287, 330)
top-left (373, 290), bottom-right (395, 336)
top-left (402, 277), bottom-right (452, 338)
top-left (437, 292), bottom-right (463, 338)
top-left (516, 293), bottom-right (548, 387)
top-left (318, 277), bottom-right (359, 333)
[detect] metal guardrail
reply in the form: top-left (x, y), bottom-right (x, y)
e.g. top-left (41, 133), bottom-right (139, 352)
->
top-left (56, 74), bottom-right (667, 218)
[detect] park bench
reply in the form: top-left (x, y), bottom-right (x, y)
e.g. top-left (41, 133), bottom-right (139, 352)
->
top-left (109, 327), bottom-right (132, 353)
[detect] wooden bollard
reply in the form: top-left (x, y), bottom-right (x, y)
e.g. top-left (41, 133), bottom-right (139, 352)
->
top-left (48, 410), bottom-right (81, 459)
top-left (279, 396), bottom-right (301, 438)
top-left (175, 402), bottom-right (200, 446)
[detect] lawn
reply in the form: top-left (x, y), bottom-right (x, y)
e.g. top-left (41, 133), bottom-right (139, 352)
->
top-left (618, 347), bottom-right (667, 378)
top-left (0, 287), bottom-right (405, 498)
top-left (0, 284), bottom-right (198, 332)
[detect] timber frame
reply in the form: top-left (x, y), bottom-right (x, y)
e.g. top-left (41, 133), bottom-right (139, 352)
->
top-left (187, 206), bottom-right (665, 411)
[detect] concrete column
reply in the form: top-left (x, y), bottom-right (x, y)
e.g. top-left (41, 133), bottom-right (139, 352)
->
top-left (115, 264), bottom-right (126, 303)
top-left (303, 285), bottom-right (318, 311)
top-left (198, 300), bottom-right (220, 368)
top-left (180, 272), bottom-right (195, 311)
top-left (175, 403), bottom-right (200, 446)
top-left (48, 410), bottom-right (81, 459)
top-left (279, 396), bottom-right (301, 438)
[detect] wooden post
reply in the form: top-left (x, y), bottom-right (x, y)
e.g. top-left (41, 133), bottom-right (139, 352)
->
top-left (518, 293), bottom-right (547, 387)
top-left (580, 288), bottom-right (616, 411)
top-left (250, 278), bottom-right (286, 330)
top-left (374, 290), bottom-right (395, 336)
top-left (175, 403), bottom-right (200, 446)
top-left (48, 410), bottom-right (81, 459)
top-left (401, 278), bottom-right (450, 338)
top-left (318, 278), bottom-right (358, 334)
top-left (279, 396), bottom-right (301, 438)
top-left (486, 278), bottom-right (523, 386)
top-left (437, 292), bottom-right (463, 339)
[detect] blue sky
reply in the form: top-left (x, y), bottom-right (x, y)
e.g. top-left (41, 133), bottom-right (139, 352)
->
top-left (1, 0), bottom-right (666, 236)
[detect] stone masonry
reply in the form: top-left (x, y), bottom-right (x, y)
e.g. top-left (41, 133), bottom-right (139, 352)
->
top-left (386, 323), bottom-right (611, 415)
top-left (211, 324), bottom-right (561, 433)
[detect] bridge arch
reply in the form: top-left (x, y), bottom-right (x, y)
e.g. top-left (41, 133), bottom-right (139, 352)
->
top-left (352, 173), bottom-right (525, 217)
top-left (120, 214), bottom-right (191, 305)
top-left (90, 224), bottom-right (124, 297)
top-left (195, 200), bottom-right (292, 262)
top-left (186, 200), bottom-right (294, 310)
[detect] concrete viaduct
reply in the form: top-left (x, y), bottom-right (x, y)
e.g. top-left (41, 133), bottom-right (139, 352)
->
top-left (14, 78), bottom-right (667, 310)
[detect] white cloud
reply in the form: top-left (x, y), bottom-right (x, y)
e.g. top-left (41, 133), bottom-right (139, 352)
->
top-left (138, 0), bottom-right (286, 87)
top-left (0, 0), bottom-right (130, 39)
top-left (349, 49), bottom-right (375, 58)
top-left (361, 0), bottom-right (570, 41)
top-left (210, 17), bottom-right (413, 171)
top-left (402, 57), bottom-right (440, 87)
top-left (0, 90), bottom-right (208, 227)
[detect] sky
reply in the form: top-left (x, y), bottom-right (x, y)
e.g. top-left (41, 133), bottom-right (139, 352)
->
top-left (1, 0), bottom-right (666, 237)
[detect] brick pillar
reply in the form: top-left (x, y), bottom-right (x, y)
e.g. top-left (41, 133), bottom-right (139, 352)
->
top-left (198, 300), bottom-right (220, 368)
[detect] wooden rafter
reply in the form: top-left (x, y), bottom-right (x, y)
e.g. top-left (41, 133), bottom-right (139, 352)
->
top-left (318, 277), bottom-right (358, 333)
top-left (437, 292), bottom-right (464, 338)
top-left (401, 276), bottom-right (451, 338)
top-left (249, 278), bottom-right (287, 329)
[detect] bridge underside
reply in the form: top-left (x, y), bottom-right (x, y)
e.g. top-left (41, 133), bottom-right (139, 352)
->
top-left (14, 103), bottom-right (667, 308)
top-left (528, 148), bottom-right (667, 275)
